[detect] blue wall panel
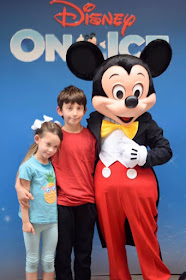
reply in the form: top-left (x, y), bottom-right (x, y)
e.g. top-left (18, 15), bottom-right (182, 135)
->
top-left (1, 0), bottom-right (186, 278)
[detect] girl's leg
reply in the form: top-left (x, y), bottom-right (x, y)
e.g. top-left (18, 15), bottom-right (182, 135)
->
top-left (26, 272), bottom-right (38, 280)
top-left (42, 271), bottom-right (54, 280)
top-left (41, 223), bottom-right (58, 280)
top-left (23, 224), bottom-right (41, 280)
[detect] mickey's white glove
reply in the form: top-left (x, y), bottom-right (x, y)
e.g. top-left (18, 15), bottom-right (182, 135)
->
top-left (118, 137), bottom-right (147, 168)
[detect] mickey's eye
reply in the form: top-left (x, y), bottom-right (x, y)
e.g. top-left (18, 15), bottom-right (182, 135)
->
top-left (133, 84), bottom-right (143, 98)
top-left (113, 85), bottom-right (125, 100)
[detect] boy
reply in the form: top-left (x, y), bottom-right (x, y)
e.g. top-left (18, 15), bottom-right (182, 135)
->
top-left (54, 85), bottom-right (97, 280)
top-left (16, 85), bottom-right (97, 280)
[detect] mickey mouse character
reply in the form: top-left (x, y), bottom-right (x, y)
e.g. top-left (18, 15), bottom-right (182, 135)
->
top-left (66, 39), bottom-right (172, 280)
top-left (84, 32), bottom-right (98, 45)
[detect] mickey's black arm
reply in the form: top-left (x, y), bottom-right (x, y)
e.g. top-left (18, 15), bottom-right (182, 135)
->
top-left (143, 120), bottom-right (172, 168)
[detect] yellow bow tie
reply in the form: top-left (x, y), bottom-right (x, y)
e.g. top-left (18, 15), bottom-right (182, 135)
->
top-left (101, 119), bottom-right (139, 139)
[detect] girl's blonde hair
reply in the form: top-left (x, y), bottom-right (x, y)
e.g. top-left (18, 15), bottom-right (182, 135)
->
top-left (22, 121), bottom-right (63, 164)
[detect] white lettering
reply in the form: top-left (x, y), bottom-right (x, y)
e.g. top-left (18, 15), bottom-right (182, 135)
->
top-left (10, 29), bottom-right (45, 62)
top-left (119, 34), bottom-right (145, 57)
top-left (45, 34), bottom-right (72, 61)
top-left (10, 29), bottom-right (170, 62)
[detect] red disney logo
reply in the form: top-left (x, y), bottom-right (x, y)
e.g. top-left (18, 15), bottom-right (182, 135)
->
top-left (49, 0), bottom-right (136, 37)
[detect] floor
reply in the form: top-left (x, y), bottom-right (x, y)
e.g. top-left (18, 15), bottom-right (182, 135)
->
top-left (91, 276), bottom-right (180, 280)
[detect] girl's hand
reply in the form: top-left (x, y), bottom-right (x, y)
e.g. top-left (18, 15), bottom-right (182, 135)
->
top-left (22, 222), bottom-right (35, 234)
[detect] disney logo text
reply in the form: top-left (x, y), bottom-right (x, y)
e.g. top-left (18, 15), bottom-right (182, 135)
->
top-left (50, 0), bottom-right (136, 36)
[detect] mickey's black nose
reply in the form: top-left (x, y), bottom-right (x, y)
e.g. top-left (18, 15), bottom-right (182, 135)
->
top-left (125, 96), bottom-right (138, 108)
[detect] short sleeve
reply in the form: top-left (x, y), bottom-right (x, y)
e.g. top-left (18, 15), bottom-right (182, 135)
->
top-left (19, 161), bottom-right (34, 181)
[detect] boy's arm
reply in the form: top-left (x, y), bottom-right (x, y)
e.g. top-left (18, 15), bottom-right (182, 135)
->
top-left (20, 179), bottom-right (35, 234)
top-left (15, 174), bottom-right (34, 208)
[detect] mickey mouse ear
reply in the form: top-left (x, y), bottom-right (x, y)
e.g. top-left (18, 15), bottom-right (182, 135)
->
top-left (84, 34), bottom-right (90, 40)
top-left (66, 41), bottom-right (104, 81)
top-left (140, 39), bottom-right (172, 77)
top-left (90, 32), bottom-right (96, 38)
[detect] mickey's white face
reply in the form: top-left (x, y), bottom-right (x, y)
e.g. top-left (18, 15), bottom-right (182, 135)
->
top-left (92, 65), bottom-right (156, 125)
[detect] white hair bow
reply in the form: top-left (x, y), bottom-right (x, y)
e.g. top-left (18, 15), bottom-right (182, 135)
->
top-left (31, 115), bottom-right (53, 130)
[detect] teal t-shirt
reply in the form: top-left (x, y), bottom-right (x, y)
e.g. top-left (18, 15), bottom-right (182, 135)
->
top-left (18, 155), bottom-right (57, 224)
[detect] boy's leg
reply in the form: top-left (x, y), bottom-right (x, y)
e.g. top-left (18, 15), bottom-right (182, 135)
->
top-left (55, 205), bottom-right (74, 280)
top-left (41, 223), bottom-right (58, 279)
top-left (74, 203), bottom-right (97, 280)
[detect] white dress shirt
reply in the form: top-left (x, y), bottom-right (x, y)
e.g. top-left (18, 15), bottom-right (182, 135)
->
top-left (99, 117), bottom-right (133, 168)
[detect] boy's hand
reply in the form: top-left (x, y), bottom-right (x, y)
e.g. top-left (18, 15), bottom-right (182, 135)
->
top-left (17, 185), bottom-right (34, 208)
top-left (22, 222), bottom-right (35, 234)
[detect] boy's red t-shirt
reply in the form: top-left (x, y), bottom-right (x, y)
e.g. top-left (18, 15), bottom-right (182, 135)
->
top-left (52, 127), bottom-right (96, 206)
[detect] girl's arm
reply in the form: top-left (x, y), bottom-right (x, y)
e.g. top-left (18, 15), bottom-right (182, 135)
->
top-left (20, 179), bottom-right (35, 235)
top-left (15, 175), bottom-right (34, 208)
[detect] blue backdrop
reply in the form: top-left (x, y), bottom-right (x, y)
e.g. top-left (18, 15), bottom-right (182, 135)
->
top-left (1, 0), bottom-right (186, 279)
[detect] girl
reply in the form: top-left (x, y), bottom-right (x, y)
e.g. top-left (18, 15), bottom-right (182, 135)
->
top-left (18, 117), bottom-right (63, 280)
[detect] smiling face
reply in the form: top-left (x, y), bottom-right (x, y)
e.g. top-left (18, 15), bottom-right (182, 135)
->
top-left (92, 63), bottom-right (156, 125)
top-left (57, 102), bottom-right (86, 131)
top-left (66, 41), bottom-right (172, 126)
top-left (34, 132), bottom-right (61, 164)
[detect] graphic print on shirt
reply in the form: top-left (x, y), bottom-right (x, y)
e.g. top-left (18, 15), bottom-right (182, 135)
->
top-left (42, 171), bottom-right (56, 204)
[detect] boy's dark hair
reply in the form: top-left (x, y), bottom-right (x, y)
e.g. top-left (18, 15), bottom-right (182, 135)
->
top-left (57, 85), bottom-right (87, 110)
